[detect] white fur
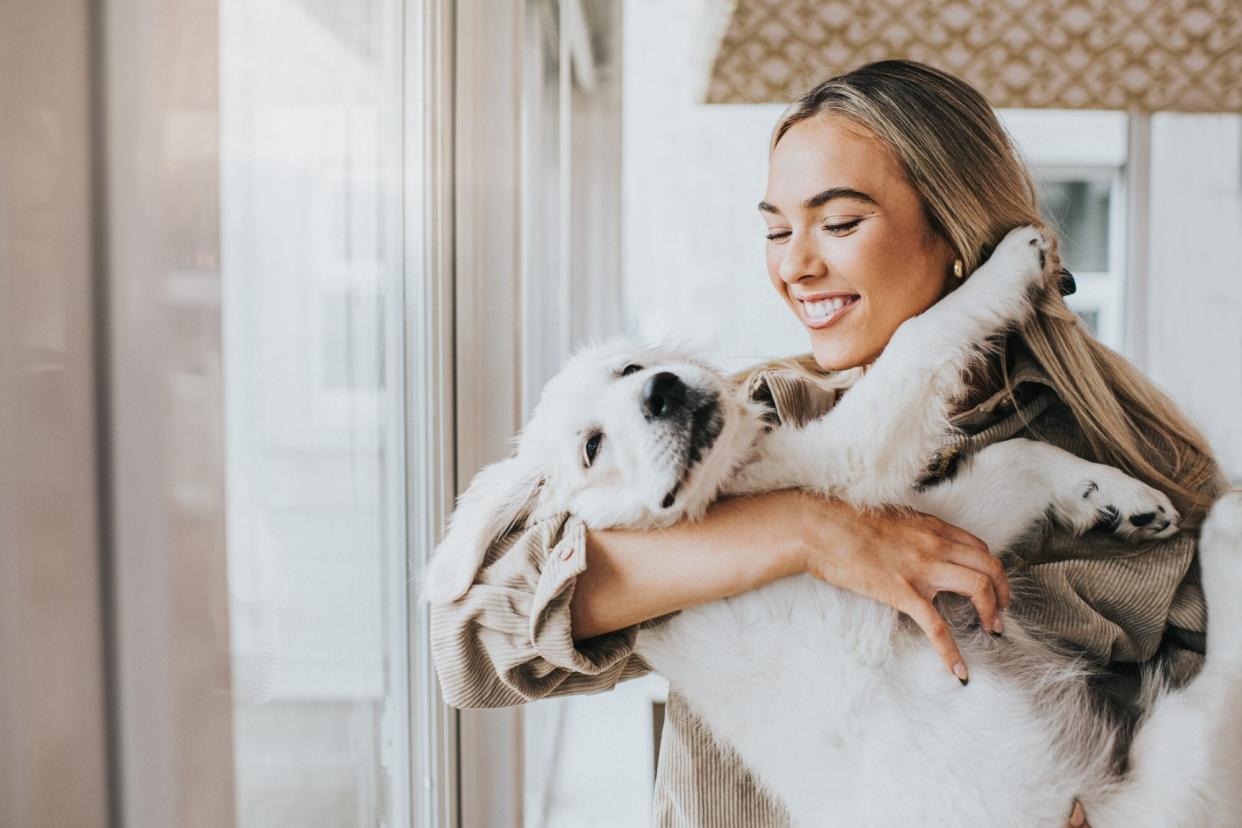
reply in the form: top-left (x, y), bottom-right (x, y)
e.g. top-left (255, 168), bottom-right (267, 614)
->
top-left (425, 226), bottom-right (1242, 826)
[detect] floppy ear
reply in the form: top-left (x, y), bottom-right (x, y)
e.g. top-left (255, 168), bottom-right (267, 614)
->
top-left (420, 454), bottom-right (545, 604)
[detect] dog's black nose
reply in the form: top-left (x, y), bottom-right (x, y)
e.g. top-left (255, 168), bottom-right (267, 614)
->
top-left (641, 371), bottom-right (687, 420)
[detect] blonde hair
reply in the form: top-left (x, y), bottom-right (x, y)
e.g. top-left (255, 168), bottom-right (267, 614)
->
top-left (745, 60), bottom-right (1225, 527)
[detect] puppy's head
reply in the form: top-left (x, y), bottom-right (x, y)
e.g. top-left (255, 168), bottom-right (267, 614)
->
top-left (422, 338), bottom-right (766, 604)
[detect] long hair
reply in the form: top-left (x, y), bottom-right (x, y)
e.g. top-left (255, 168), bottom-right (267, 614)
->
top-left (743, 60), bottom-right (1224, 527)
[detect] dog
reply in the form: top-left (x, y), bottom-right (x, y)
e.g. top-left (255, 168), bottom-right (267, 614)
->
top-left (424, 226), bottom-right (1242, 826)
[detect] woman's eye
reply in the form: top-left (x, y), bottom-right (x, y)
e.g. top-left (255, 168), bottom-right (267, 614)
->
top-left (621, 363), bottom-right (643, 377)
top-left (765, 230), bottom-right (791, 242)
top-left (583, 433), bottom-right (603, 467)
top-left (823, 218), bottom-right (862, 234)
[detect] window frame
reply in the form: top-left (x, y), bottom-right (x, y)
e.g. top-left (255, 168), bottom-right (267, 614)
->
top-left (410, 0), bottom-right (463, 825)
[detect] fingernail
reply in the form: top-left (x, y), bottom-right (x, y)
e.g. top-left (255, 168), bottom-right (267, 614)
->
top-left (954, 662), bottom-right (969, 685)
top-left (993, 617), bottom-right (1004, 635)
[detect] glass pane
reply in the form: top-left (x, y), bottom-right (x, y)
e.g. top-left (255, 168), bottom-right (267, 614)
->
top-left (1037, 179), bottom-right (1111, 273)
top-left (219, 0), bottom-right (409, 824)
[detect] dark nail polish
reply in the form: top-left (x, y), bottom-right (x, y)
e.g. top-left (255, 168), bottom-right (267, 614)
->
top-left (958, 675), bottom-right (969, 687)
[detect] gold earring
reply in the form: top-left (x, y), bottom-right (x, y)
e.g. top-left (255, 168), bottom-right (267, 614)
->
top-left (953, 259), bottom-right (964, 279)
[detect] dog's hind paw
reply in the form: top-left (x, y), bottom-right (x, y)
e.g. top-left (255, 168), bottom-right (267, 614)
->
top-left (1052, 465), bottom-right (1179, 541)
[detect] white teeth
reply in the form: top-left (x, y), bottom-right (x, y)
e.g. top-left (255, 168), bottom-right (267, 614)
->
top-left (801, 297), bottom-right (854, 320)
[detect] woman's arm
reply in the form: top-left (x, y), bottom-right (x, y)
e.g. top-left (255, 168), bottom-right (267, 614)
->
top-left (573, 488), bottom-right (1009, 681)
top-left (428, 511), bottom-right (654, 708)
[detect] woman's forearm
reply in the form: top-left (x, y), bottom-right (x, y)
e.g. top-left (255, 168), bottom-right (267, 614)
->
top-left (569, 488), bottom-right (1008, 681)
top-left (570, 489), bottom-right (811, 640)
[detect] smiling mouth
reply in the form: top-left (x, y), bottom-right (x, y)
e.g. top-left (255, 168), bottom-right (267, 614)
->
top-left (797, 295), bottom-right (859, 328)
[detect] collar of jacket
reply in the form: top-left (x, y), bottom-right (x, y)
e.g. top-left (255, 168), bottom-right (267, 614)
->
top-left (948, 336), bottom-right (1057, 431)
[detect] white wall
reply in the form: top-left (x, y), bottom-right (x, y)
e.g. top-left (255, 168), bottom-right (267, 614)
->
top-left (1146, 114), bottom-right (1242, 483)
top-left (621, 0), bottom-right (804, 370)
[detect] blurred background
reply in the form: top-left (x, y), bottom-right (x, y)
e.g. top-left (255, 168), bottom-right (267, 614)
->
top-left (1, 0), bottom-right (1239, 826)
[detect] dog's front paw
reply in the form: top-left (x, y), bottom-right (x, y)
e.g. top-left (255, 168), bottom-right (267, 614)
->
top-left (933, 226), bottom-right (1051, 345)
top-left (979, 225), bottom-right (1052, 299)
top-left (1052, 465), bottom-right (1179, 541)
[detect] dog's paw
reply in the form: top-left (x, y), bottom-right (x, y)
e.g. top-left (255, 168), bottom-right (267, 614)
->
top-left (933, 226), bottom-right (1051, 344)
top-left (1052, 465), bottom-right (1179, 541)
top-left (979, 225), bottom-right (1052, 298)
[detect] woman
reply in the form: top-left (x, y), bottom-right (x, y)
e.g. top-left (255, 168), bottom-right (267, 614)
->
top-left (429, 61), bottom-right (1225, 827)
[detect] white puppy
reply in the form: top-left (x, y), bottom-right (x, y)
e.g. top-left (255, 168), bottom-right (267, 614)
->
top-left (425, 226), bottom-right (1242, 827)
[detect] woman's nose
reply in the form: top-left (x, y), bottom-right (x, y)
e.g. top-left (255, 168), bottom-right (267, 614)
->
top-left (777, 231), bottom-right (826, 284)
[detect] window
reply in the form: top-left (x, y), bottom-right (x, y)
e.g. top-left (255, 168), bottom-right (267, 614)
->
top-left (999, 109), bottom-right (1129, 350)
top-left (1034, 169), bottom-right (1124, 345)
top-left (219, 0), bottom-right (411, 824)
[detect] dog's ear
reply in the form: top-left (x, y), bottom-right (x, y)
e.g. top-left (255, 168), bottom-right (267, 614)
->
top-left (420, 454), bottom-right (545, 604)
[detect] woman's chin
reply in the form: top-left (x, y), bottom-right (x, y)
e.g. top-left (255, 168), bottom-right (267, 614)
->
top-left (809, 338), bottom-right (870, 372)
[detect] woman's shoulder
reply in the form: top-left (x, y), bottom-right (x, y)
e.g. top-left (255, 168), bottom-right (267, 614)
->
top-left (729, 339), bottom-right (1066, 447)
top-left (949, 333), bottom-right (1056, 426)
top-left (729, 356), bottom-right (861, 430)
top-left (915, 336), bottom-right (1074, 484)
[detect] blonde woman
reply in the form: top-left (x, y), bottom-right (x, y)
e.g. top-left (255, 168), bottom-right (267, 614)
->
top-left (429, 61), bottom-right (1226, 827)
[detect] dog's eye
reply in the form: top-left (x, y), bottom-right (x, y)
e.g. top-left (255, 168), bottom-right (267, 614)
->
top-left (583, 432), bottom-right (603, 467)
top-left (620, 364), bottom-right (643, 377)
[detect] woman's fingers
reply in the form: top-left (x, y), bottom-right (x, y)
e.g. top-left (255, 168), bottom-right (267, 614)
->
top-left (928, 561), bottom-right (1002, 635)
top-left (921, 513), bottom-right (988, 556)
top-left (902, 596), bottom-right (969, 684)
top-left (921, 518), bottom-right (1010, 610)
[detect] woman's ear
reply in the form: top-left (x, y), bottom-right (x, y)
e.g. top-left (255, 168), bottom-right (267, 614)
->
top-left (420, 454), bottom-right (545, 604)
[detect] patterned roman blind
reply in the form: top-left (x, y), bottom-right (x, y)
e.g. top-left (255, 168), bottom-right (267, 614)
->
top-left (703, 0), bottom-right (1242, 111)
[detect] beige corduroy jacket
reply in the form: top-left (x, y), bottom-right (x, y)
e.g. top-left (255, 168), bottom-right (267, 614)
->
top-left (429, 339), bottom-right (1214, 827)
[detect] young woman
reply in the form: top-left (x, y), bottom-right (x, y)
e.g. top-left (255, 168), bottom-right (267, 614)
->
top-left (429, 61), bottom-right (1226, 827)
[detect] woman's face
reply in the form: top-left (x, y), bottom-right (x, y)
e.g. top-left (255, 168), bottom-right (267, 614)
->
top-left (761, 115), bottom-right (955, 371)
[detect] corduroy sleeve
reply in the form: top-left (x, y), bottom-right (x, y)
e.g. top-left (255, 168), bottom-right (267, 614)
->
top-left (428, 511), bottom-right (659, 709)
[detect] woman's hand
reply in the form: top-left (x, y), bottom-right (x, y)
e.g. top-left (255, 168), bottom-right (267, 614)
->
top-left (785, 490), bottom-right (1009, 682)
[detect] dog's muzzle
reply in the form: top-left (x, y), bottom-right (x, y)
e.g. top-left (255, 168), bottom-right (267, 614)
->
top-left (641, 373), bottom-right (723, 509)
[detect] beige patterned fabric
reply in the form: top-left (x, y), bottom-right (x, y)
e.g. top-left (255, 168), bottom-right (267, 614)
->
top-left (428, 337), bottom-right (1221, 826)
top-left (703, 0), bottom-right (1242, 112)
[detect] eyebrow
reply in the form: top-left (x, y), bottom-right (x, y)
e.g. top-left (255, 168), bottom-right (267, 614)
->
top-left (758, 187), bottom-right (878, 214)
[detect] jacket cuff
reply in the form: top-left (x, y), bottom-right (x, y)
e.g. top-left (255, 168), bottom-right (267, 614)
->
top-left (530, 517), bottom-right (639, 674)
